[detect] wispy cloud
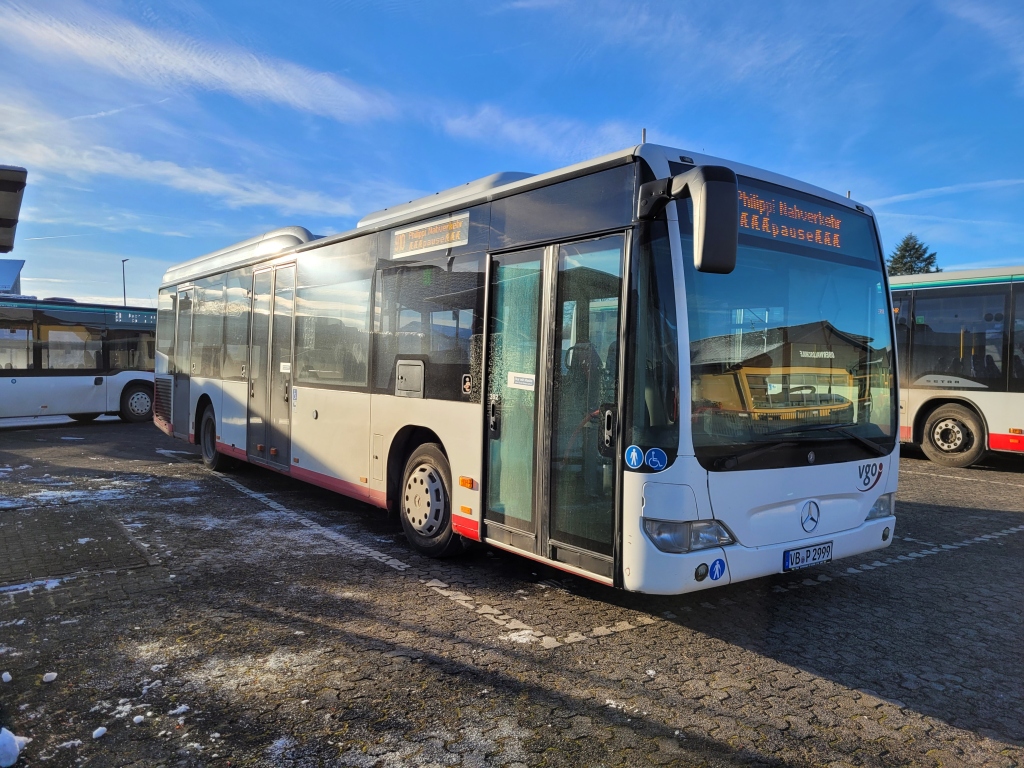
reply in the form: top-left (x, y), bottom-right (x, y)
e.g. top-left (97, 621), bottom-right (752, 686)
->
top-left (867, 179), bottom-right (1024, 207)
top-left (0, 99), bottom-right (358, 217)
top-left (0, 2), bottom-right (395, 124)
top-left (942, 0), bottom-right (1024, 87)
top-left (444, 105), bottom-right (644, 162)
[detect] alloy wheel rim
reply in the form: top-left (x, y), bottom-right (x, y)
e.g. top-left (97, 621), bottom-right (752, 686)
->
top-left (933, 418), bottom-right (967, 452)
top-left (404, 462), bottom-right (446, 536)
top-left (128, 391), bottom-right (152, 416)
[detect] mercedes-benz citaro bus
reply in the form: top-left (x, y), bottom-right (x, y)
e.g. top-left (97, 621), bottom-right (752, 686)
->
top-left (154, 144), bottom-right (898, 594)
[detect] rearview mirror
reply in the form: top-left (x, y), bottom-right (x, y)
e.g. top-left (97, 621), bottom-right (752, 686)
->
top-left (637, 165), bottom-right (738, 274)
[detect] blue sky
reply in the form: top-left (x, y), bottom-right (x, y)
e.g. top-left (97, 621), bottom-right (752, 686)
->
top-left (1, 0), bottom-right (1022, 305)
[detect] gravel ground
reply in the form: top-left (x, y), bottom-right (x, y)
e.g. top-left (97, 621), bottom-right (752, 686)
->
top-left (0, 421), bottom-right (1021, 767)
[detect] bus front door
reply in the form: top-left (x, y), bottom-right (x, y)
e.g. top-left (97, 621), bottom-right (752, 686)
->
top-left (247, 265), bottom-right (295, 469)
top-left (485, 235), bottom-right (625, 581)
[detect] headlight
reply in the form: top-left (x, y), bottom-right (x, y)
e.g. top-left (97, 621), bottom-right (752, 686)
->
top-left (866, 492), bottom-right (895, 521)
top-left (642, 519), bottom-right (735, 554)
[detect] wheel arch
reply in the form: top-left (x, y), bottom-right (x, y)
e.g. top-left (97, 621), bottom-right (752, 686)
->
top-left (913, 396), bottom-right (989, 446)
top-left (385, 425), bottom-right (447, 515)
top-left (194, 393), bottom-right (214, 439)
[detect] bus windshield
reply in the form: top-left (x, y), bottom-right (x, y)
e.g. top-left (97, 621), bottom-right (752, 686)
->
top-left (681, 177), bottom-right (896, 470)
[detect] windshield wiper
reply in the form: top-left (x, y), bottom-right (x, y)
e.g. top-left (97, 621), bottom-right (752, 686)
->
top-left (715, 441), bottom-right (798, 470)
top-left (760, 422), bottom-right (889, 457)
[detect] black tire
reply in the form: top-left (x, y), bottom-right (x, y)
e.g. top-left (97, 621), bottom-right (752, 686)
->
top-left (921, 404), bottom-right (986, 468)
top-left (69, 413), bottom-right (100, 422)
top-left (118, 383), bottom-right (153, 423)
top-left (200, 407), bottom-right (235, 472)
top-left (398, 443), bottom-right (463, 558)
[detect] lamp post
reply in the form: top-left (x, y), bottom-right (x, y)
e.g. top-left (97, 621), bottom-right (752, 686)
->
top-left (121, 259), bottom-right (129, 306)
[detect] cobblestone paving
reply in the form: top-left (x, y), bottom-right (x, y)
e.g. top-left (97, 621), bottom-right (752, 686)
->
top-left (0, 423), bottom-right (1021, 767)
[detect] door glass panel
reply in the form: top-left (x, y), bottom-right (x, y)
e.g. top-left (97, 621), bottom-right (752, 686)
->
top-left (248, 272), bottom-right (272, 458)
top-left (549, 236), bottom-right (624, 556)
top-left (485, 249), bottom-right (543, 532)
top-left (268, 267), bottom-right (295, 467)
top-left (173, 289), bottom-right (193, 435)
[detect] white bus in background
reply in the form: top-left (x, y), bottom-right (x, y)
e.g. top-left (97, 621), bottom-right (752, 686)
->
top-left (155, 144), bottom-right (898, 594)
top-left (0, 297), bottom-right (155, 422)
top-left (891, 266), bottom-right (1024, 467)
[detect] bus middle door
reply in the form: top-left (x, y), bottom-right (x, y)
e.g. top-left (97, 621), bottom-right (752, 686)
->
top-left (247, 265), bottom-right (295, 469)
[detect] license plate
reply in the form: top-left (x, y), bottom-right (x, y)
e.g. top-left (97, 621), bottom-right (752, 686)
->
top-left (783, 541), bottom-right (833, 571)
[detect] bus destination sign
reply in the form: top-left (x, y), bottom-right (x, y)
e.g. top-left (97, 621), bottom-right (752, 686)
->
top-left (392, 212), bottom-right (469, 259)
top-left (738, 186), bottom-right (847, 253)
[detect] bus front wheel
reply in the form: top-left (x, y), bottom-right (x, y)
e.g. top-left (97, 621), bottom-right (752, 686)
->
top-left (200, 407), bottom-right (235, 472)
top-left (119, 384), bottom-right (153, 423)
top-left (399, 443), bottom-right (463, 558)
top-left (922, 404), bottom-right (986, 468)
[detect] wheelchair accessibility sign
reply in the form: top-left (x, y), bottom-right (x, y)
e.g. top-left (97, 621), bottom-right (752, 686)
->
top-left (645, 448), bottom-right (667, 471)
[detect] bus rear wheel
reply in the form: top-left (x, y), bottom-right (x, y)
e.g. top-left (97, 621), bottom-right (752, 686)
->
top-left (200, 407), bottom-right (235, 472)
top-left (922, 404), bottom-right (986, 468)
top-left (70, 413), bottom-right (100, 422)
top-left (399, 443), bottom-right (463, 558)
top-left (119, 383), bottom-right (153, 423)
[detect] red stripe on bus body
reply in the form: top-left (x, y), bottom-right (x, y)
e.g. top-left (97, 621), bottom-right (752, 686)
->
top-left (452, 513), bottom-right (481, 541)
top-left (215, 442), bottom-right (248, 461)
top-left (989, 433), bottom-right (1024, 452)
top-left (899, 425), bottom-right (912, 442)
top-left (289, 463), bottom-right (390, 510)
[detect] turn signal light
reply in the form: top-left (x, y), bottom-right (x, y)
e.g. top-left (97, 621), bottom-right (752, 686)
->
top-left (459, 476), bottom-right (475, 489)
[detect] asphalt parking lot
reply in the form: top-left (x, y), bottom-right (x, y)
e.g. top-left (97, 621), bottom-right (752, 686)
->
top-left (0, 421), bottom-right (1021, 767)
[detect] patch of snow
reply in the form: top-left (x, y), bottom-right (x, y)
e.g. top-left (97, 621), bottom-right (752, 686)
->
top-left (0, 578), bottom-right (67, 596)
top-left (1, 673), bottom-right (9, 683)
top-left (61, 436), bottom-right (85, 441)
top-left (167, 704), bottom-right (190, 716)
top-left (92, 727), bottom-right (106, 739)
top-left (0, 728), bottom-right (31, 768)
top-left (140, 679), bottom-right (162, 695)
top-left (76, 538), bottom-right (94, 545)
top-left (0, 498), bottom-right (23, 510)
top-left (267, 736), bottom-right (296, 761)
top-left (133, 716), bottom-right (144, 724)
top-left (27, 489), bottom-right (128, 505)
top-left (57, 739), bottom-right (82, 749)
top-left (0, 620), bottom-right (24, 628)
top-left (498, 629), bottom-right (539, 644)
top-left (150, 664), bottom-right (167, 673)
top-left (42, 672), bottom-right (57, 683)
top-left (0, 648), bottom-right (13, 656)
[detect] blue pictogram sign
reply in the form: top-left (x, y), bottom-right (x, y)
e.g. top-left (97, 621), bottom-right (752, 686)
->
top-left (644, 447), bottom-right (668, 471)
top-left (709, 558), bottom-right (726, 581)
top-left (625, 445), bottom-right (644, 469)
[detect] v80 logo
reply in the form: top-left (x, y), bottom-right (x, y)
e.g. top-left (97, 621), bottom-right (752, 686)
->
top-left (857, 461), bottom-right (884, 492)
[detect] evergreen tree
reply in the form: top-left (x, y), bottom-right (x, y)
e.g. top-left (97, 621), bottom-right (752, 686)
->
top-left (887, 233), bottom-right (940, 275)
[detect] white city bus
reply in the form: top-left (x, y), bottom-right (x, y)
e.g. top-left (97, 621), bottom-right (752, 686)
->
top-left (155, 144), bottom-right (898, 594)
top-left (0, 297), bottom-right (155, 422)
top-left (891, 265), bottom-right (1024, 467)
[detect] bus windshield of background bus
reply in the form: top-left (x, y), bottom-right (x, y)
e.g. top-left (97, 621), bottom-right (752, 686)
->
top-left (680, 177), bottom-right (895, 470)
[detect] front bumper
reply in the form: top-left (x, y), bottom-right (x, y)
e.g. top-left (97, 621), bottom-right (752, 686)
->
top-left (624, 516), bottom-right (895, 594)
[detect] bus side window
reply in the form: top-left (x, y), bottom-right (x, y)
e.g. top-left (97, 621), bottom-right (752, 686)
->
top-left (0, 317), bottom-right (34, 372)
top-left (1012, 286), bottom-right (1024, 388)
top-left (911, 286), bottom-right (1009, 389)
top-left (373, 255), bottom-right (485, 400)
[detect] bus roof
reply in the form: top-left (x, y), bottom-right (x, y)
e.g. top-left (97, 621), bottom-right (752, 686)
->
top-left (0, 296), bottom-right (155, 313)
top-left (160, 144), bottom-right (875, 289)
top-left (889, 265), bottom-right (1024, 289)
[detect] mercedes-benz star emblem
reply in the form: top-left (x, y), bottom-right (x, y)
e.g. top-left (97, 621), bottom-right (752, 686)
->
top-left (801, 500), bottom-right (820, 533)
